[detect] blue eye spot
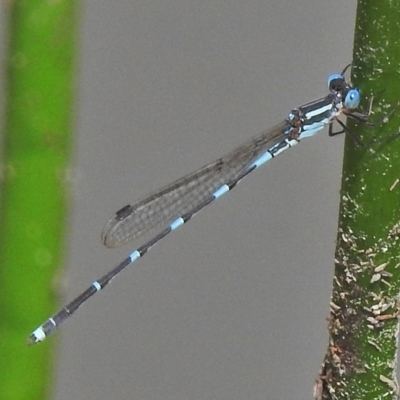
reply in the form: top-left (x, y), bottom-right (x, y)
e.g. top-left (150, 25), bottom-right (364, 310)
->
top-left (327, 73), bottom-right (343, 89)
top-left (344, 89), bottom-right (360, 109)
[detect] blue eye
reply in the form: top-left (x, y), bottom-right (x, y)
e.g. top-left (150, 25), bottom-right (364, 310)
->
top-left (327, 73), bottom-right (343, 88)
top-left (344, 89), bottom-right (360, 109)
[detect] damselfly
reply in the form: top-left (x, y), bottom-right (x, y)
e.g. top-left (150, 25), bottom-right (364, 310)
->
top-left (27, 67), bottom-right (396, 345)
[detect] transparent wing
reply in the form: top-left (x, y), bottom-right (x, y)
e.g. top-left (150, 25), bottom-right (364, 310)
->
top-left (101, 121), bottom-right (289, 247)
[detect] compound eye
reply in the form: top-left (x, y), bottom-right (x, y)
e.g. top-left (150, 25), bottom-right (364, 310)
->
top-left (344, 89), bottom-right (360, 109)
top-left (327, 73), bottom-right (344, 92)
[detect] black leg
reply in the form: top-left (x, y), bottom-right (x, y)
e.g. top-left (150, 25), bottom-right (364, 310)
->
top-left (340, 63), bottom-right (352, 76)
top-left (329, 119), bottom-right (365, 147)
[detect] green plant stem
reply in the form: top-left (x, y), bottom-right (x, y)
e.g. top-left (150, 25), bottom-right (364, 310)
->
top-left (318, 1), bottom-right (400, 399)
top-left (0, 1), bottom-right (78, 399)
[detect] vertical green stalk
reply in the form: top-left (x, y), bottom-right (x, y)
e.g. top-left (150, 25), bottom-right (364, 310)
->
top-left (318, 1), bottom-right (400, 399)
top-left (0, 1), bottom-right (78, 399)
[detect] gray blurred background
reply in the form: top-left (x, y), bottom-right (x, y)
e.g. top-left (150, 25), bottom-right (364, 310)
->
top-left (4, 1), bottom-right (360, 399)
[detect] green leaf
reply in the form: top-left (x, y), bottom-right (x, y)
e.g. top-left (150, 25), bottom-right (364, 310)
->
top-left (0, 1), bottom-right (79, 399)
top-left (318, 1), bottom-right (400, 399)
